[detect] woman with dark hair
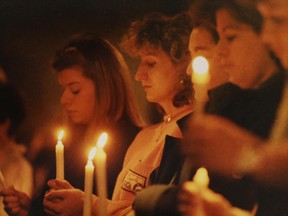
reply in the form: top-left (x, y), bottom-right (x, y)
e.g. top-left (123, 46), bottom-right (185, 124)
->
top-left (180, 0), bottom-right (287, 215)
top-left (43, 12), bottom-right (193, 216)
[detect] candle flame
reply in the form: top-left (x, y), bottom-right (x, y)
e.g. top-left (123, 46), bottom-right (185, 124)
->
top-left (58, 130), bottom-right (64, 141)
top-left (88, 147), bottom-right (97, 160)
top-left (192, 56), bottom-right (210, 84)
top-left (193, 167), bottom-right (209, 188)
top-left (97, 132), bottom-right (108, 148)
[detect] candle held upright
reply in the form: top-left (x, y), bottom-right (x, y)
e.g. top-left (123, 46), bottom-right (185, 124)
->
top-left (95, 132), bottom-right (108, 216)
top-left (56, 130), bottom-right (64, 180)
top-left (83, 147), bottom-right (97, 216)
top-left (192, 56), bottom-right (210, 116)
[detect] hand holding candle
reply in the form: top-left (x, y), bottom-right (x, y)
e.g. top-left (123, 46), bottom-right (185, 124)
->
top-left (192, 56), bottom-right (210, 116)
top-left (56, 130), bottom-right (64, 180)
top-left (95, 132), bottom-right (108, 216)
top-left (83, 147), bottom-right (97, 216)
top-left (191, 167), bottom-right (210, 216)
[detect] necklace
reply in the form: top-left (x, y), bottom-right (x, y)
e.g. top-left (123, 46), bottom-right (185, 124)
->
top-left (155, 113), bottom-right (174, 143)
top-left (154, 105), bottom-right (193, 143)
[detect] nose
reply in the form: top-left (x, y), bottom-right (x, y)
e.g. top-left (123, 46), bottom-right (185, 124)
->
top-left (135, 64), bottom-right (147, 81)
top-left (60, 89), bottom-right (71, 106)
top-left (215, 40), bottom-right (229, 66)
top-left (186, 62), bottom-right (192, 75)
top-left (216, 39), bottom-right (228, 58)
top-left (260, 20), bottom-right (274, 47)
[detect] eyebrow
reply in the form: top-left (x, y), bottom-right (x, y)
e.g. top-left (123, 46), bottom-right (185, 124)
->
top-left (67, 82), bottom-right (80, 87)
top-left (221, 25), bottom-right (239, 32)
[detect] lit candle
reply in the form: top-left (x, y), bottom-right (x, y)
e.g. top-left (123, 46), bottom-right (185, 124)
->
top-left (192, 167), bottom-right (210, 216)
top-left (193, 167), bottom-right (210, 188)
top-left (83, 147), bottom-right (97, 216)
top-left (270, 84), bottom-right (288, 143)
top-left (95, 132), bottom-right (108, 216)
top-left (56, 130), bottom-right (64, 180)
top-left (191, 56), bottom-right (210, 116)
top-left (0, 170), bottom-right (7, 190)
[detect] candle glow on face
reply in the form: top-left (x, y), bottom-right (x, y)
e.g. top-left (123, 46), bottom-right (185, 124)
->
top-left (97, 132), bottom-right (108, 148)
top-left (192, 56), bottom-right (210, 84)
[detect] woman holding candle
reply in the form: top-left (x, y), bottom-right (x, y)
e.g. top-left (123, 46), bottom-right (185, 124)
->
top-left (2, 35), bottom-right (143, 216)
top-left (42, 12), bottom-right (194, 216)
top-left (133, 0), bottom-right (288, 214)
top-left (181, 0), bottom-right (288, 215)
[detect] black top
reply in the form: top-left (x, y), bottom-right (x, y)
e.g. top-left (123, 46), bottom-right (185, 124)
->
top-left (134, 71), bottom-right (288, 216)
top-left (30, 119), bottom-right (140, 216)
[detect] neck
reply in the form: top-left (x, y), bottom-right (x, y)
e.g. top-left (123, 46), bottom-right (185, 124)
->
top-left (163, 104), bottom-right (193, 123)
top-left (250, 55), bottom-right (279, 89)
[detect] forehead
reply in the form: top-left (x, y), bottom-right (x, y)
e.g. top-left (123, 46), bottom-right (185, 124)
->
top-left (261, 0), bottom-right (287, 7)
top-left (189, 27), bottom-right (215, 50)
top-left (258, 0), bottom-right (288, 17)
top-left (138, 47), bottom-right (167, 59)
top-left (216, 9), bottom-right (252, 32)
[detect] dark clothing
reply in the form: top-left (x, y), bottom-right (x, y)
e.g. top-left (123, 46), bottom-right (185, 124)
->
top-left (206, 71), bottom-right (288, 216)
top-left (134, 71), bottom-right (287, 216)
top-left (206, 71), bottom-right (285, 139)
top-left (31, 119), bottom-right (140, 216)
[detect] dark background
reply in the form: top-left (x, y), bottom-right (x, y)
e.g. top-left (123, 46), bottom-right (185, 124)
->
top-left (0, 0), bottom-right (191, 144)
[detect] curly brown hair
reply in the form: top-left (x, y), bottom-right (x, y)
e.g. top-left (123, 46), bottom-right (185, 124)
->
top-left (121, 12), bottom-right (194, 108)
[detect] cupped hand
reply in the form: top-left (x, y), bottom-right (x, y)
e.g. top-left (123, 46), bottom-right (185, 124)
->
top-left (43, 188), bottom-right (84, 216)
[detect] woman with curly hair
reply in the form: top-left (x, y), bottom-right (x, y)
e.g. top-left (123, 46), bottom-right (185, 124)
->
top-left (43, 12), bottom-right (193, 216)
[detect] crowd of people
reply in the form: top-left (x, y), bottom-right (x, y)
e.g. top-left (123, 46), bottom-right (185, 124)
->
top-left (0, 0), bottom-right (288, 215)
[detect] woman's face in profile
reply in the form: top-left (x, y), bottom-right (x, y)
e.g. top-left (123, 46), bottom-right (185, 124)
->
top-left (58, 67), bottom-right (96, 125)
top-left (135, 48), bottom-right (179, 107)
top-left (216, 8), bottom-right (271, 89)
top-left (187, 26), bottom-right (228, 90)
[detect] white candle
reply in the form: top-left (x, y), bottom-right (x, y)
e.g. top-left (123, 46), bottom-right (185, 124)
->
top-left (0, 170), bottom-right (7, 190)
top-left (192, 56), bottom-right (210, 116)
top-left (83, 147), bottom-right (97, 216)
top-left (193, 167), bottom-right (210, 188)
top-left (95, 132), bottom-right (108, 216)
top-left (56, 130), bottom-right (64, 180)
top-left (270, 83), bottom-right (288, 143)
top-left (192, 167), bottom-right (210, 216)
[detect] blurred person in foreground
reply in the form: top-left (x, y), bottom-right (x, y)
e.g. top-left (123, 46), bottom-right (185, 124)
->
top-left (181, 0), bottom-right (288, 215)
top-left (0, 82), bottom-right (33, 216)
